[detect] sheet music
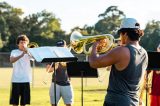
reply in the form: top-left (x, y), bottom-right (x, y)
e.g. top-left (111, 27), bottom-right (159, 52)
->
top-left (52, 47), bottom-right (74, 57)
top-left (28, 46), bottom-right (74, 62)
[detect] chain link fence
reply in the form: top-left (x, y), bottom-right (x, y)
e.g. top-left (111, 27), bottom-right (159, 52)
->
top-left (0, 52), bottom-right (86, 67)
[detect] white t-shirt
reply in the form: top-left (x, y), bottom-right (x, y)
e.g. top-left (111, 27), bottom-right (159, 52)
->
top-left (10, 49), bottom-right (32, 83)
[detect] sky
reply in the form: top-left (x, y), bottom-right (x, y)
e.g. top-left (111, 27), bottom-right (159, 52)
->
top-left (3, 0), bottom-right (160, 33)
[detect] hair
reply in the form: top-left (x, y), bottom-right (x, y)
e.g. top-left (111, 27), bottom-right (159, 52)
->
top-left (118, 28), bottom-right (144, 41)
top-left (16, 34), bottom-right (29, 44)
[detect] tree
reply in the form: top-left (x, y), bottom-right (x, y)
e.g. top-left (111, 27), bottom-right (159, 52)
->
top-left (140, 20), bottom-right (160, 51)
top-left (0, 2), bottom-right (65, 51)
top-left (0, 2), bottom-right (24, 51)
top-left (0, 34), bottom-right (3, 50)
top-left (94, 6), bottom-right (125, 36)
top-left (22, 10), bottom-right (64, 46)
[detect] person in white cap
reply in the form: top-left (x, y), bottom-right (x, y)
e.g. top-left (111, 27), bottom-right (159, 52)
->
top-left (89, 18), bottom-right (148, 106)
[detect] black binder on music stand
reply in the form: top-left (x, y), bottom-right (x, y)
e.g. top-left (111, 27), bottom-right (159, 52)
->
top-left (145, 51), bottom-right (160, 106)
top-left (67, 61), bottom-right (98, 78)
top-left (28, 46), bottom-right (78, 106)
top-left (67, 61), bottom-right (98, 106)
top-left (147, 51), bottom-right (160, 70)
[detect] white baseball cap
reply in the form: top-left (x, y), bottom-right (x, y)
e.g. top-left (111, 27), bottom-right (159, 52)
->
top-left (120, 18), bottom-right (140, 29)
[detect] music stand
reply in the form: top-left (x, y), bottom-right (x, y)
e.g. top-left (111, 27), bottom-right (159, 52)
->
top-left (67, 61), bottom-right (98, 106)
top-left (28, 47), bottom-right (78, 106)
top-left (146, 51), bottom-right (160, 106)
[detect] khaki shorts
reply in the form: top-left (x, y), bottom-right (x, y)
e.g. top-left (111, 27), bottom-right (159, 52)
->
top-left (49, 82), bottom-right (73, 104)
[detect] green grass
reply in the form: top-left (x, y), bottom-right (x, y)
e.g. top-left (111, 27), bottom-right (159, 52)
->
top-left (0, 67), bottom-right (149, 106)
top-left (0, 86), bottom-right (106, 106)
top-left (0, 68), bottom-right (108, 106)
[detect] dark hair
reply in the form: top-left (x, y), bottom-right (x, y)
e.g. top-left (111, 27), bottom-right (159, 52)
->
top-left (56, 39), bottom-right (66, 47)
top-left (118, 28), bottom-right (144, 41)
top-left (16, 35), bottom-right (29, 44)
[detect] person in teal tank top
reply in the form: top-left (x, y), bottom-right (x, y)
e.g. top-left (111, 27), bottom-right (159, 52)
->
top-left (89, 18), bottom-right (148, 106)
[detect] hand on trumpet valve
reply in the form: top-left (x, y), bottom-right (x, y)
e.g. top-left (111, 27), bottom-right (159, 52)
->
top-left (95, 39), bottom-right (108, 52)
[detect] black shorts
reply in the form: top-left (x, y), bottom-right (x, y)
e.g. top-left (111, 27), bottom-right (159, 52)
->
top-left (10, 82), bottom-right (30, 105)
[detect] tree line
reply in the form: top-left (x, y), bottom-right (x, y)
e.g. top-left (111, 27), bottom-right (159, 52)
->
top-left (0, 2), bottom-right (160, 52)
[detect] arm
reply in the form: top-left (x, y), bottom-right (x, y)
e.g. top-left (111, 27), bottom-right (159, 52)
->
top-left (89, 50), bottom-right (119, 68)
top-left (46, 62), bottom-right (58, 73)
top-left (89, 41), bottom-right (123, 68)
top-left (46, 62), bottom-right (67, 73)
top-left (59, 62), bottom-right (67, 69)
top-left (10, 52), bottom-right (25, 63)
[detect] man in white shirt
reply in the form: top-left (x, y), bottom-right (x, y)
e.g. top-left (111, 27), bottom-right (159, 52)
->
top-left (10, 35), bottom-right (32, 106)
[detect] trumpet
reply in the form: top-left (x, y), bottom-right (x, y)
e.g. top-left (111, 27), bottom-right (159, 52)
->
top-left (70, 31), bottom-right (115, 55)
top-left (24, 42), bottom-right (38, 57)
top-left (27, 42), bottom-right (39, 48)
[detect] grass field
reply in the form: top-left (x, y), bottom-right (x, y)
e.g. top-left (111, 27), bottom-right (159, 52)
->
top-left (0, 67), bottom-right (109, 106)
top-left (0, 67), bottom-right (149, 106)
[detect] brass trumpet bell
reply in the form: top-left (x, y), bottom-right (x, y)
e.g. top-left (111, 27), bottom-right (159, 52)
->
top-left (70, 31), bottom-right (115, 55)
top-left (27, 42), bottom-right (39, 48)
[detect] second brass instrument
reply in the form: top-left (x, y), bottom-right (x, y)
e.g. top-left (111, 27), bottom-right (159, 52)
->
top-left (27, 42), bottom-right (39, 48)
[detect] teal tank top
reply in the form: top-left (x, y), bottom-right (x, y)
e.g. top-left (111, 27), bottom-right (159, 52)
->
top-left (105, 44), bottom-right (148, 106)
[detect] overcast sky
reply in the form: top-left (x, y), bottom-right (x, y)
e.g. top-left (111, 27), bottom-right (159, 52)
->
top-left (3, 0), bottom-right (160, 33)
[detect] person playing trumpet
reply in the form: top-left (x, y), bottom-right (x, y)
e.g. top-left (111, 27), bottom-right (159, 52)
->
top-left (89, 18), bottom-right (148, 106)
top-left (46, 39), bottom-right (73, 106)
top-left (9, 34), bottom-right (33, 106)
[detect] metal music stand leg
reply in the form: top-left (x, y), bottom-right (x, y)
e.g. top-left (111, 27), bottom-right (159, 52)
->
top-left (66, 62), bottom-right (98, 106)
top-left (32, 60), bottom-right (35, 88)
top-left (53, 63), bottom-right (57, 106)
top-left (81, 71), bottom-right (84, 106)
top-left (146, 71), bottom-right (148, 106)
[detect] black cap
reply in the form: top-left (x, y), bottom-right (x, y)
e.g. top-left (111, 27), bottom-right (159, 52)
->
top-left (56, 40), bottom-right (66, 47)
